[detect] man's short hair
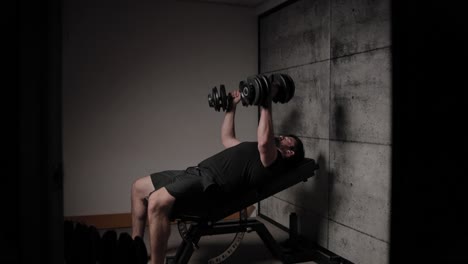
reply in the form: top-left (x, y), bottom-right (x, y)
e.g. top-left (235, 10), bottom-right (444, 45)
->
top-left (286, 134), bottom-right (305, 165)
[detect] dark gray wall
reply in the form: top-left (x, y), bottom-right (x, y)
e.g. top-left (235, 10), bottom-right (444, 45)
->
top-left (259, 0), bottom-right (391, 263)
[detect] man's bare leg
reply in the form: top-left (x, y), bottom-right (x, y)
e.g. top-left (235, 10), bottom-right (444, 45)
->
top-left (147, 187), bottom-right (175, 264)
top-left (131, 176), bottom-right (154, 238)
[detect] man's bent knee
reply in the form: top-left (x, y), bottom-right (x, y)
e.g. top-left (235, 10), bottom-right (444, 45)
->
top-left (132, 176), bottom-right (154, 198)
top-left (147, 187), bottom-right (175, 215)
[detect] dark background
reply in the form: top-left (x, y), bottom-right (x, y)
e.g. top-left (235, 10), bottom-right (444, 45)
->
top-left (391, 0), bottom-right (467, 262)
top-left (12, 0), bottom-right (467, 263)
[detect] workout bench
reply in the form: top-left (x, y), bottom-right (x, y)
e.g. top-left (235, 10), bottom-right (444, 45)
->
top-left (166, 158), bottom-right (343, 264)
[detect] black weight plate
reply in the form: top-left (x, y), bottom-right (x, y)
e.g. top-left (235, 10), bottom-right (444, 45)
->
top-left (267, 74), bottom-right (276, 102)
top-left (273, 74), bottom-right (283, 103)
top-left (256, 76), bottom-right (265, 105)
top-left (277, 74), bottom-right (288, 103)
top-left (250, 77), bottom-right (260, 105)
top-left (239, 81), bottom-right (245, 104)
top-left (261, 74), bottom-right (269, 94)
top-left (226, 93), bottom-right (232, 111)
top-left (218, 86), bottom-right (225, 111)
top-left (250, 78), bottom-right (258, 105)
top-left (253, 81), bottom-right (260, 105)
top-left (220, 85), bottom-right (227, 111)
top-left (269, 74), bottom-right (284, 103)
top-left (259, 75), bottom-right (270, 102)
top-left (258, 74), bottom-right (268, 97)
top-left (244, 78), bottom-right (251, 104)
top-left (282, 74), bottom-right (295, 102)
top-left (208, 93), bottom-right (213, 107)
top-left (213, 87), bottom-right (220, 111)
top-left (253, 76), bottom-right (265, 105)
top-left (209, 87), bottom-right (217, 108)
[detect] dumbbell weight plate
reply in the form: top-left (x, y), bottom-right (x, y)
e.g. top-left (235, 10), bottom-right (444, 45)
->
top-left (220, 85), bottom-right (227, 111)
top-left (226, 93), bottom-right (232, 112)
top-left (257, 74), bottom-right (269, 103)
top-left (260, 75), bottom-right (270, 104)
top-left (253, 75), bottom-right (268, 105)
top-left (208, 87), bottom-right (216, 108)
top-left (255, 77), bottom-right (264, 106)
top-left (261, 74), bottom-right (269, 93)
top-left (247, 76), bottom-right (259, 105)
top-left (282, 74), bottom-right (295, 102)
top-left (278, 74), bottom-right (289, 103)
top-left (213, 87), bottom-right (220, 111)
top-left (260, 74), bottom-right (278, 103)
top-left (253, 78), bottom-right (261, 105)
top-left (250, 79), bottom-right (259, 105)
top-left (269, 74), bottom-right (285, 103)
top-left (239, 80), bottom-right (250, 106)
top-left (221, 85), bottom-right (233, 112)
top-left (254, 77), bottom-right (263, 105)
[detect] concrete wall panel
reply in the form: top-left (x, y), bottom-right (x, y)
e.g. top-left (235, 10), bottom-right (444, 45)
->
top-left (329, 221), bottom-right (389, 264)
top-left (261, 196), bottom-right (328, 247)
top-left (271, 62), bottom-right (330, 139)
top-left (260, 0), bottom-right (330, 72)
top-left (329, 141), bottom-right (391, 242)
top-left (330, 48), bottom-right (391, 144)
top-left (331, 0), bottom-right (391, 57)
top-left (260, 0), bottom-right (392, 261)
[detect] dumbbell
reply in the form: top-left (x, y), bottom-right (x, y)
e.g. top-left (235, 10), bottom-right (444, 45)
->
top-left (207, 85), bottom-right (233, 112)
top-left (207, 73), bottom-right (295, 112)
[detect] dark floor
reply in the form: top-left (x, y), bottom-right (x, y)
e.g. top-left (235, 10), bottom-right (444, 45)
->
top-left (99, 216), bottom-right (317, 264)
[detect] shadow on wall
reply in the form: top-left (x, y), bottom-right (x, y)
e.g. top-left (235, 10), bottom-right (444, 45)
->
top-left (274, 103), bottom-right (348, 246)
top-left (333, 104), bottom-right (347, 140)
top-left (277, 109), bottom-right (303, 135)
top-left (296, 154), bottom-right (329, 245)
top-left (275, 108), bottom-right (335, 245)
top-left (329, 103), bottom-right (346, 209)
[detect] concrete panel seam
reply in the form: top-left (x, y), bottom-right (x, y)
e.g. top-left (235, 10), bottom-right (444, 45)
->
top-left (329, 138), bottom-right (392, 146)
top-left (261, 58), bottom-right (332, 75)
top-left (329, 218), bottom-right (390, 244)
top-left (328, 0), bottom-right (332, 248)
top-left (271, 195), bottom-right (327, 218)
top-left (331, 45), bottom-right (391, 61)
top-left (287, 136), bottom-right (330, 141)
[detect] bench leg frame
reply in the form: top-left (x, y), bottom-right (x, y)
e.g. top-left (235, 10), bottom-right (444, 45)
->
top-left (166, 214), bottom-right (352, 264)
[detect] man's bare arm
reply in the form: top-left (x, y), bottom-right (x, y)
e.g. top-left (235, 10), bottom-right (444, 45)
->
top-left (221, 90), bottom-right (241, 148)
top-left (257, 88), bottom-right (278, 167)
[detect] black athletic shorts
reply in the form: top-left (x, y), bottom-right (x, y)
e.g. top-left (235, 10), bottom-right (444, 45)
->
top-left (148, 167), bottom-right (217, 199)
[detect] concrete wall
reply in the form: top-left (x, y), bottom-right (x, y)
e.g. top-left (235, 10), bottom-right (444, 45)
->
top-left (62, 0), bottom-right (258, 216)
top-left (259, 0), bottom-right (391, 263)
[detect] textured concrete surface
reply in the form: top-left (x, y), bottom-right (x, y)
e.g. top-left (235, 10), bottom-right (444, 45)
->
top-left (328, 221), bottom-right (389, 264)
top-left (330, 48), bottom-right (392, 144)
top-left (259, 0), bottom-right (392, 263)
top-left (331, 0), bottom-right (391, 57)
top-left (271, 62), bottom-right (330, 139)
top-left (260, 0), bottom-right (330, 72)
top-left (329, 141), bottom-right (391, 242)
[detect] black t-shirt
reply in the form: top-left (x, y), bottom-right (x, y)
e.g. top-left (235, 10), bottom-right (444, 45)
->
top-left (198, 142), bottom-right (288, 193)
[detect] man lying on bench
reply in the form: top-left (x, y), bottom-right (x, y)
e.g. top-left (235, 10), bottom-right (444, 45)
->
top-left (131, 86), bottom-right (305, 264)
